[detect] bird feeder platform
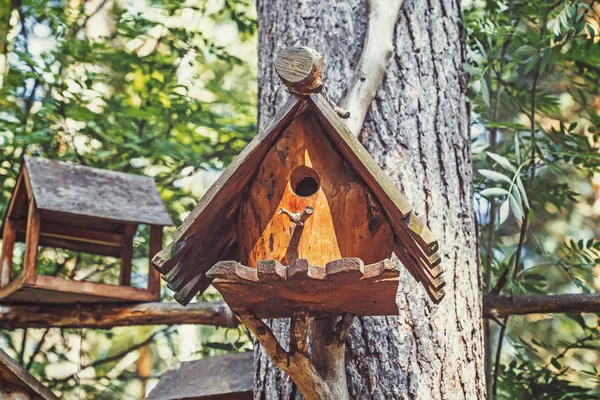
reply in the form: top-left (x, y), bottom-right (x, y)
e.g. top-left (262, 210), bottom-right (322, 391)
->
top-left (0, 156), bottom-right (173, 304)
top-left (206, 258), bottom-right (401, 319)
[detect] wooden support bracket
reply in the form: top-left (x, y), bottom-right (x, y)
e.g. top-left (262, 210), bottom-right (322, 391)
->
top-left (236, 309), bottom-right (354, 400)
top-left (207, 258), bottom-right (401, 319)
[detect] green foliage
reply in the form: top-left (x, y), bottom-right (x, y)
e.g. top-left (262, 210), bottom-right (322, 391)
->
top-left (465, 0), bottom-right (600, 397)
top-left (0, 0), bottom-right (256, 398)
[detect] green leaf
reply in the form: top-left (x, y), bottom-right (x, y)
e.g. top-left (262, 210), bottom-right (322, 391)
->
top-left (479, 169), bottom-right (512, 183)
top-left (509, 193), bottom-right (524, 222)
top-left (499, 199), bottom-right (510, 225)
top-left (515, 45), bottom-right (536, 57)
top-left (480, 188), bottom-right (509, 197)
top-left (550, 357), bottom-right (562, 370)
top-left (480, 78), bottom-right (490, 107)
top-left (462, 63), bottom-right (480, 77)
top-left (487, 152), bottom-right (516, 172)
top-left (516, 176), bottom-right (530, 209)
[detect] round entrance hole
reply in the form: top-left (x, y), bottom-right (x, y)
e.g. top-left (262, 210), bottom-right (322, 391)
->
top-left (290, 166), bottom-right (320, 197)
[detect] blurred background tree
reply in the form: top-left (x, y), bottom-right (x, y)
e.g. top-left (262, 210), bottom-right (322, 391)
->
top-left (2, 0), bottom-right (600, 399)
top-left (0, 0), bottom-right (255, 398)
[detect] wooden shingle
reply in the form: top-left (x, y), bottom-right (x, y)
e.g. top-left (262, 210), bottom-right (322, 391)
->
top-left (22, 156), bottom-right (172, 226)
top-left (148, 352), bottom-right (253, 400)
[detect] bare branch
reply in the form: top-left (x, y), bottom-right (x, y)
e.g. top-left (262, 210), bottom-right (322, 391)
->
top-left (0, 301), bottom-right (237, 330)
top-left (341, 0), bottom-right (404, 136)
top-left (235, 310), bottom-right (333, 400)
top-left (484, 293), bottom-right (600, 317)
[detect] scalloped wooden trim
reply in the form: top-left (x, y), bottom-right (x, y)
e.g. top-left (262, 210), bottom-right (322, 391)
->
top-left (206, 258), bottom-right (403, 319)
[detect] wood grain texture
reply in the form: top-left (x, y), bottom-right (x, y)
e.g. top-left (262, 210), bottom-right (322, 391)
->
top-left (255, 1), bottom-right (484, 398)
top-left (22, 200), bottom-right (40, 284)
top-left (152, 96), bottom-right (307, 302)
top-left (483, 293), bottom-right (600, 317)
top-left (0, 218), bottom-right (16, 288)
top-left (147, 352), bottom-right (253, 400)
top-left (119, 224), bottom-right (136, 286)
top-left (157, 94), bottom-right (442, 304)
top-left (148, 225), bottom-right (163, 298)
top-left (238, 111), bottom-right (394, 269)
top-left (14, 220), bottom-right (123, 247)
top-left (22, 156), bottom-right (172, 226)
top-left (0, 300), bottom-right (237, 330)
top-left (0, 348), bottom-right (59, 400)
top-left (0, 275), bottom-right (157, 304)
top-left (236, 310), bottom-right (334, 400)
top-left (207, 258), bottom-right (400, 319)
top-left (274, 47), bottom-right (324, 95)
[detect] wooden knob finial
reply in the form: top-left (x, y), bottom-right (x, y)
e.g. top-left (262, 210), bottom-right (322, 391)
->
top-left (274, 47), bottom-right (324, 95)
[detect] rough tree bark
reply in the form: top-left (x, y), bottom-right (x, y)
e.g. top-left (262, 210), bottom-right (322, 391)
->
top-left (255, 1), bottom-right (485, 399)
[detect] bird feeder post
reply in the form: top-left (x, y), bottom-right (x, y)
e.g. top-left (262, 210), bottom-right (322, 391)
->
top-left (148, 225), bottom-right (164, 297)
top-left (22, 198), bottom-right (41, 284)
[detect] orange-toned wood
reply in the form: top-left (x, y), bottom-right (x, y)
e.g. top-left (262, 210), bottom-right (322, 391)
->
top-left (119, 224), bottom-right (136, 286)
top-left (22, 200), bottom-right (41, 284)
top-left (5, 172), bottom-right (28, 220)
top-left (208, 258), bottom-right (400, 318)
top-left (147, 225), bottom-right (162, 298)
top-left (238, 112), bottom-right (394, 269)
top-left (0, 219), bottom-right (16, 288)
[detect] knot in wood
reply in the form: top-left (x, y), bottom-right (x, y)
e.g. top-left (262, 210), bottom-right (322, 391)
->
top-left (275, 47), bottom-right (324, 95)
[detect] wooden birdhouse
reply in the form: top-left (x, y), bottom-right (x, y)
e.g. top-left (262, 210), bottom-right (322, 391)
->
top-left (0, 348), bottom-right (58, 400)
top-left (153, 47), bottom-right (444, 320)
top-left (0, 156), bottom-right (173, 304)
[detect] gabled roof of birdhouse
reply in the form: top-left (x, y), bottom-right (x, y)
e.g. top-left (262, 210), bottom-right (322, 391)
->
top-left (13, 156), bottom-right (173, 226)
top-left (0, 348), bottom-right (59, 400)
top-left (147, 352), bottom-right (253, 400)
top-left (153, 93), bottom-right (444, 305)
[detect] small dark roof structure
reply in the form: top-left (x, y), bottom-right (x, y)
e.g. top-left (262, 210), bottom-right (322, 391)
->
top-left (21, 156), bottom-right (173, 226)
top-left (153, 93), bottom-right (443, 305)
top-left (0, 348), bottom-right (59, 400)
top-left (148, 352), bottom-right (253, 400)
top-left (0, 156), bottom-right (170, 304)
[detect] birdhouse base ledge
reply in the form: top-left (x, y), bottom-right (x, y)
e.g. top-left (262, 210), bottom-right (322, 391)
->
top-left (206, 257), bottom-right (401, 319)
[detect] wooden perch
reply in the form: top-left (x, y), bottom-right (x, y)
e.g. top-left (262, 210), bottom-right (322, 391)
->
top-left (0, 301), bottom-right (237, 330)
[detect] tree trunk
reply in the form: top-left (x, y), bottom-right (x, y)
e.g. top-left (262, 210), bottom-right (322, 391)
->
top-left (255, 1), bottom-right (485, 399)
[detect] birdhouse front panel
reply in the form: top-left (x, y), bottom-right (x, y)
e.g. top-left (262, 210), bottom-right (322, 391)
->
top-left (238, 112), bottom-right (394, 269)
